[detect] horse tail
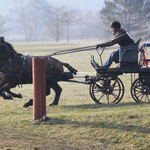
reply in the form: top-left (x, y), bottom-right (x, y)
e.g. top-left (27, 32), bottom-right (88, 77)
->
top-left (61, 62), bottom-right (77, 75)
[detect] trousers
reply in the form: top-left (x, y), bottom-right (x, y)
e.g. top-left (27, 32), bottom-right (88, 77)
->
top-left (104, 50), bottom-right (119, 68)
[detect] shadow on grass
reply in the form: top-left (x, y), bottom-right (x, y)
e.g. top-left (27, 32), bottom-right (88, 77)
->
top-left (52, 118), bottom-right (150, 134)
top-left (62, 102), bottom-right (150, 109)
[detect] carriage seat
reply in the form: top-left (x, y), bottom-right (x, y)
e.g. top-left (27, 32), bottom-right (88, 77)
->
top-left (119, 39), bottom-right (140, 68)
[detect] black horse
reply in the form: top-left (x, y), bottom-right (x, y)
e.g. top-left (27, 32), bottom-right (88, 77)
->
top-left (0, 40), bottom-right (77, 107)
top-left (0, 71), bottom-right (23, 99)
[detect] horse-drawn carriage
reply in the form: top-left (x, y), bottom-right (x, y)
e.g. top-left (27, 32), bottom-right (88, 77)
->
top-left (0, 37), bottom-right (150, 107)
top-left (87, 40), bottom-right (150, 104)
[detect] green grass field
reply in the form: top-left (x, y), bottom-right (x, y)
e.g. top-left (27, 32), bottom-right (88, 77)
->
top-left (0, 42), bottom-right (150, 150)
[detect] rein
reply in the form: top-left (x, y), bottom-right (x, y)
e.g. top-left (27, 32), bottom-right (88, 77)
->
top-left (47, 45), bottom-right (97, 57)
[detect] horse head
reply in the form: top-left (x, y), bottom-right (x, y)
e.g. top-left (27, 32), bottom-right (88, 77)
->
top-left (0, 39), bottom-right (22, 62)
top-left (0, 43), bottom-right (10, 62)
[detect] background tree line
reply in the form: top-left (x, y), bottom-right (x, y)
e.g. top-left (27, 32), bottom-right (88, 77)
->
top-left (101, 0), bottom-right (150, 40)
top-left (0, 0), bottom-right (102, 42)
top-left (0, 0), bottom-right (150, 42)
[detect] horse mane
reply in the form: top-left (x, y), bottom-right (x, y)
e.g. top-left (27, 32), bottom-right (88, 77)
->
top-left (0, 40), bottom-right (23, 62)
top-left (0, 37), bottom-right (16, 54)
top-left (5, 42), bottom-right (18, 54)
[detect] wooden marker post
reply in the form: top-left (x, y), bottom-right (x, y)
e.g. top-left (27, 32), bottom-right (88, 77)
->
top-left (32, 57), bottom-right (46, 120)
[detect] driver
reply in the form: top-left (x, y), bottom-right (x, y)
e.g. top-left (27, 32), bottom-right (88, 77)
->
top-left (96, 21), bottom-right (135, 68)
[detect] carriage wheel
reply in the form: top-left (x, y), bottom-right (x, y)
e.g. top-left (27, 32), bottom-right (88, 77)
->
top-left (89, 75), bottom-right (124, 104)
top-left (131, 77), bottom-right (150, 103)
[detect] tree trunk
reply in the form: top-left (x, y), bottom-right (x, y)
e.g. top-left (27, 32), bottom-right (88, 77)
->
top-left (67, 21), bottom-right (69, 42)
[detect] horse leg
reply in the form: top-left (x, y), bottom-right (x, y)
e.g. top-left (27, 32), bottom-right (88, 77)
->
top-left (23, 82), bottom-right (62, 107)
top-left (23, 99), bottom-right (33, 108)
top-left (1, 91), bottom-right (13, 100)
top-left (7, 90), bottom-right (23, 98)
top-left (1, 90), bottom-right (22, 100)
top-left (0, 82), bottom-right (16, 100)
top-left (49, 82), bottom-right (62, 106)
top-left (23, 85), bottom-right (50, 108)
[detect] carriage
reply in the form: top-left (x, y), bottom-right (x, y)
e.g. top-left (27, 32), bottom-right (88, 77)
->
top-left (1, 38), bottom-right (150, 107)
top-left (86, 40), bottom-right (150, 104)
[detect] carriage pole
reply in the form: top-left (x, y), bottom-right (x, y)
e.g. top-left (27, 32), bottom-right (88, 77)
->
top-left (32, 57), bottom-right (46, 120)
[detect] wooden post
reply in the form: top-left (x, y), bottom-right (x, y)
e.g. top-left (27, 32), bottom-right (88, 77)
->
top-left (32, 57), bottom-right (46, 120)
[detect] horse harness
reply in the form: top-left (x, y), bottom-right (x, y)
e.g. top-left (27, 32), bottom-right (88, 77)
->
top-left (2, 55), bottom-right (30, 87)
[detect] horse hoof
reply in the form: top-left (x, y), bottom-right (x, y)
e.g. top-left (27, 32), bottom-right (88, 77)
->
top-left (18, 94), bottom-right (23, 98)
top-left (23, 103), bottom-right (32, 108)
top-left (23, 104), bottom-right (29, 108)
top-left (23, 100), bottom-right (33, 108)
top-left (4, 96), bottom-right (13, 100)
top-left (49, 103), bottom-right (58, 106)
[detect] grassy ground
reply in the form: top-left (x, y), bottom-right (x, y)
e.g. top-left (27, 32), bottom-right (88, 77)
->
top-left (0, 42), bottom-right (150, 150)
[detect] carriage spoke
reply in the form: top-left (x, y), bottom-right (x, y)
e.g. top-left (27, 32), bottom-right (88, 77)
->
top-left (113, 89), bottom-right (120, 91)
top-left (139, 94), bottom-right (144, 101)
top-left (146, 95), bottom-right (150, 102)
top-left (98, 81), bottom-right (105, 86)
top-left (112, 81), bottom-right (117, 85)
top-left (134, 90), bottom-right (142, 94)
top-left (106, 94), bottom-right (109, 104)
top-left (144, 95), bottom-right (148, 102)
top-left (98, 93), bottom-right (105, 102)
top-left (112, 93), bottom-right (118, 99)
top-left (136, 93), bottom-right (143, 98)
top-left (135, 90), bottom-right (142, 95)
top-left (93, 88), bottom-right (102, 93)
top-left (134, 87), bottom-right (143, 91)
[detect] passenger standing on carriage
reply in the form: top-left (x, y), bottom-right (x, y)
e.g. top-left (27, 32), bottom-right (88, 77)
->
top-left (96, 21), bottom-right (135, 68)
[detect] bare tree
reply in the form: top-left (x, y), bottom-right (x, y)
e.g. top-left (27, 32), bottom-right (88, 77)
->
top-left (62, 8), bottom-right (80, 42)
top-left (46, 6), bottom-right (82, 42)
top-left (8, 0), bottom-right (104, 41)
top-left (11, 0), bottom-right (50, 41)
top-left (79, 10), bottom-right (104, 40)
top-left (46, 6), bottom-right (66, 42)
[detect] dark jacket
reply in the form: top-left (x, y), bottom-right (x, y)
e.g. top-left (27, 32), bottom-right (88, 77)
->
top-left (101, 28), bottom-right (135, 47)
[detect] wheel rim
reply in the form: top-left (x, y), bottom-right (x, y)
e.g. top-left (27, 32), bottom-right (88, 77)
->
top-left (131, 77), bottom-right (150, 102)
top-left (90, 76), bottom-right (124, 104)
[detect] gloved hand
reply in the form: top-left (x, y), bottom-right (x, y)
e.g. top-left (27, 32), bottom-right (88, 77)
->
top-left (144, 43), bottom-right (150, 47)
top-left (96, 44), bottom-right (104, 49)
